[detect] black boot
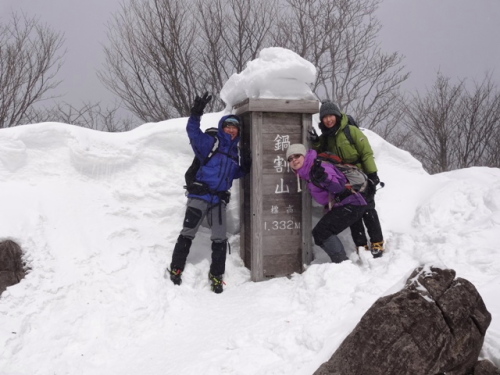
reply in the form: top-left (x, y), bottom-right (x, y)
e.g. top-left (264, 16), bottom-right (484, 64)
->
top-left (169, 235), bottom-right (192, 285)
top-left (208, 272), bottom-right (224, 294)
top-left (168, 268), bottom-right (183, 285)
top-left (210, 240), bottom-right (227, 276)
top-left (370, 241), bottom-right (385, 258)
top-left (209, 240), bottom-right (227, 293)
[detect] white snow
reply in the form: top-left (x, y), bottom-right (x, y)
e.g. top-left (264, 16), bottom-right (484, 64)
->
top-left (220, 47), bottom-right (317, 110)
top-left (1, 47), bottom-right (499, 375)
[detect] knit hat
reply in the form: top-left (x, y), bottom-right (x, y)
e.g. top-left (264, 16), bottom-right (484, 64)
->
top-left (319, 100), bottom-right (341, 120)
top-left (223, 116), bottom-right (241, 129)
top-left (286, 144), bottom-right (307, 160)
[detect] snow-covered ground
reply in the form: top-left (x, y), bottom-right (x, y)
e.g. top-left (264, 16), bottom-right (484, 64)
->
top-left (1, 47), bottom-right (499, 374)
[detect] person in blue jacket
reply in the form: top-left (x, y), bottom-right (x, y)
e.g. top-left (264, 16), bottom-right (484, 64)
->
top-left (168, 92), bottom-right (251, 293)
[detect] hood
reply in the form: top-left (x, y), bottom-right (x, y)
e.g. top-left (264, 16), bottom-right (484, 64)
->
top-left (217, 114), bottom-right (242, 141)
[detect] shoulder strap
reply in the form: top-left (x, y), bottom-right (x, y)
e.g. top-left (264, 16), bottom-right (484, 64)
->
top-left (343, 125), bottom-right (355, 145)
top-left (202, 135), bottom-right (239, 165)
top-left (202, 135), bottom-right (220, 165)
top-left (347, 114), bottom-right (358, 127)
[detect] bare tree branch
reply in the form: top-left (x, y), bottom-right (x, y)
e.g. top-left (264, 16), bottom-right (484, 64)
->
top-left (98, 0), bottom-right (408, 129)
top-left (0, 12), bottom-right (65, 127)
top-left (271, 0), bottom-right (409, 133)
top-left (402, 73), bottom-right (500, 173)
top-left (98, 0), bottom-right (204, 122)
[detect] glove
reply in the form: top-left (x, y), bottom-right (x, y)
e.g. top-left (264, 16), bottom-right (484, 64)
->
top-left (191, 92), bottom-right (212, 116)
top-left (367, 172), bottom-right (380, 186)
top-left (308, 128), bottom-right (319, 143)
top-left (217, 191), bottom-right (231, 204)
top-left (311, 161), bottom-right (327, 183)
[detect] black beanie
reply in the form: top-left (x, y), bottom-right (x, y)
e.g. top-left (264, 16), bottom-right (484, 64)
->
top-left (319, 101), bottom-right (341, 120)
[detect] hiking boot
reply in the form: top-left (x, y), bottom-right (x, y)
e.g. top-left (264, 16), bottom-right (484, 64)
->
top-left (168, 268), bottom-right (183, 285)
top-left (208, 273), bottom-right (225, 294)
top-left (370, 241), bottom-right (384, 258)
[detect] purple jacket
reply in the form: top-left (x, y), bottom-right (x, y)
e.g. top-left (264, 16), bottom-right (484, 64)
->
top-left (296, 150), bottom-right (367, 208)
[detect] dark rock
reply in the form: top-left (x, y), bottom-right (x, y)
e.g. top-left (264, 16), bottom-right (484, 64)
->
top-left (473, 360), bottom-right (500, 375)
top-left (0, 239), bottom-right (26, 296)
top-left (314, 267), bottom-right (492, 375)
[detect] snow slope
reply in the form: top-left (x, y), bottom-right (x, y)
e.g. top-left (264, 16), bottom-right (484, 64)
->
top-left (0, 117), bottom-right (499, 375)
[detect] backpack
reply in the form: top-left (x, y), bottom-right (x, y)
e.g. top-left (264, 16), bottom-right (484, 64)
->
top-left (184, 127), bottom-right (219, 191)
top-left (316, 151), bottom-right (369, 194)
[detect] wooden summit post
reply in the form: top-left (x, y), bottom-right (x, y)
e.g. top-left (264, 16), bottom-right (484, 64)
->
top-left (233, 98), bottom-right (319, 282)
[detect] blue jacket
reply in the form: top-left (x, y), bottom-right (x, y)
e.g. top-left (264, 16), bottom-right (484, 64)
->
top-left (186, 114), bottom-right (248, 204)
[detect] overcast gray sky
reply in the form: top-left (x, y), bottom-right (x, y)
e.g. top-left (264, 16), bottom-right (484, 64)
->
top-left (2, 0), bottom-right (500, 120)
top-left (378, 0), bottom-right (500, 92)
top-left (1, 0), bottom-right (121, 111)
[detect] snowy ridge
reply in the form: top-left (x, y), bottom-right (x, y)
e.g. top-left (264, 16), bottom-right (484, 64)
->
top-left (0, 119), bottom-right (499, 375)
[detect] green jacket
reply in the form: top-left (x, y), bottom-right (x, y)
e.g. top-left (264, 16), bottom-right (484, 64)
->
top-left (311, 114), bottom-right (378, 174)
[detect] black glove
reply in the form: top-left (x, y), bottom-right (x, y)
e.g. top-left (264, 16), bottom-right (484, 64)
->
top-left (367, 172), bottom-right (380, 186)
top-left (191, 92), bottom-right (212, 116)
top-left (217, 191), bottom-right (231, 204)
top-left (308, 128), bottom-right (319, 143)
top-left (311, 161), bottom-right (327, 183)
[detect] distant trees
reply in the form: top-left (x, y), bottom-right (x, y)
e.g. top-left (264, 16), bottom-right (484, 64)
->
top-left (272, 0), bottom-right (408, 132)
top-left (0, 12), bottom-right (134, 131)
top-left (399, 73), bottom-right (500, 173)
top-left (0, 12), bottom-right (64, 128)
top-left (24, 102), bottom-right (134, 132)
top-left (99, 0), bottom-right (408, 126)
top-left (99, 0), bottom-right (278, 122)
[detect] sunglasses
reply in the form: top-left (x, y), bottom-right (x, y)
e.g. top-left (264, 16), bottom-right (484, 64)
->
top-left (287, 154), bottom-right (303, 163)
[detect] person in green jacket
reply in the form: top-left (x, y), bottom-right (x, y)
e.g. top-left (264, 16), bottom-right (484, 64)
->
top-left (309, 100), bottom-right (385, 258)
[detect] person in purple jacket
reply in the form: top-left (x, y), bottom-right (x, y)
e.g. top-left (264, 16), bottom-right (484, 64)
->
top-left (286, 144), bottom-right (367, 263)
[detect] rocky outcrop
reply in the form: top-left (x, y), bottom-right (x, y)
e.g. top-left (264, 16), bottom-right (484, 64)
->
top-left (0, 239), bottom-right (26, 296)
top-left (315, 267), bottom-right (493, 375)
top-left (473, 360), bottom-right (500, 375)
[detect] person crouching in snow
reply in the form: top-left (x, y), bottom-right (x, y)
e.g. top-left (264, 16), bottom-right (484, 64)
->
top-left (286, 144), bottom-right (367, 263)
